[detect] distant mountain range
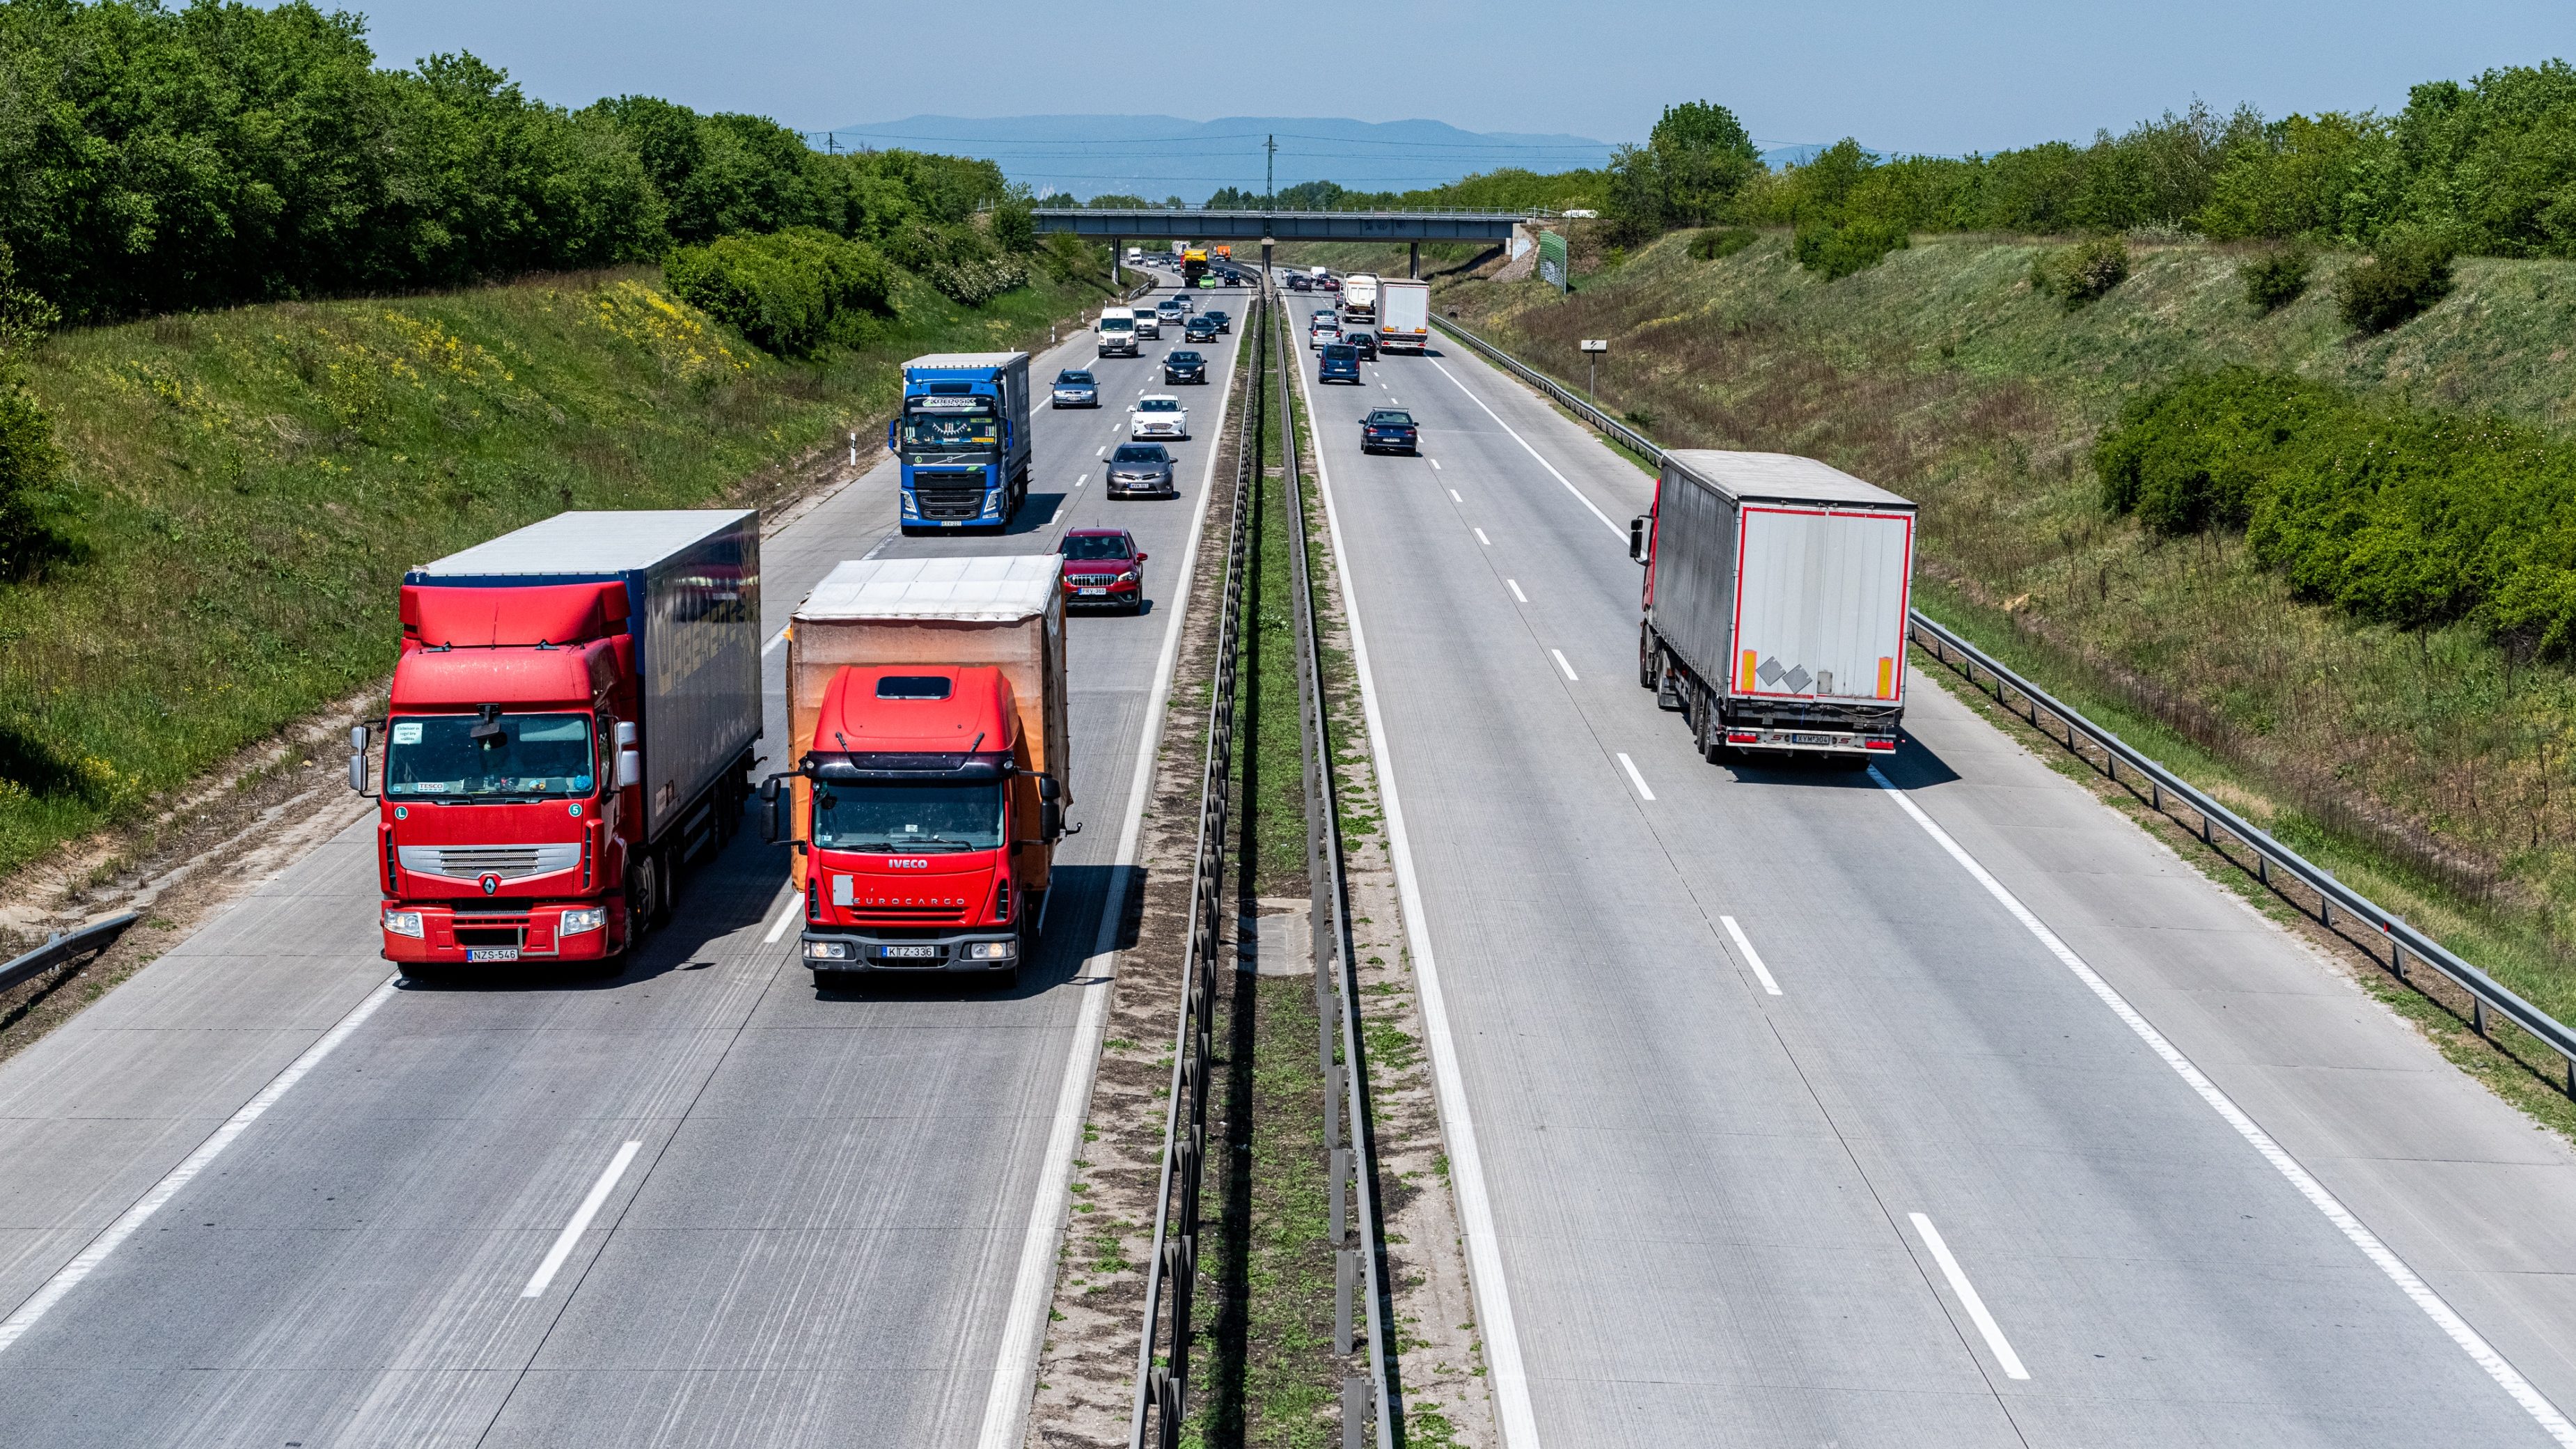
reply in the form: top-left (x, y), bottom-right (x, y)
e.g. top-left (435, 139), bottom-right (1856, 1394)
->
top-left (819, 114), bottom-right (1619, 202)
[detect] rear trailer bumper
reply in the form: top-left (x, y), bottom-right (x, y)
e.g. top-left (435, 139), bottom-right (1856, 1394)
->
top-left (800, 928), bottom-right (1019, 973)
top-left (1718, 724), bottom-right (1900, 757)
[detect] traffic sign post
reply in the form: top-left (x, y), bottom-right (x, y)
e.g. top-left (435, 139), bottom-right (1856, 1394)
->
top-left (1581, 338), bottom-right (1607, 403)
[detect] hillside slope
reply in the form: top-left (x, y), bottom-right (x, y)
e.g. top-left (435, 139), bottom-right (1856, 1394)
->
top-left (0, 262), bottom-right (1119, 879)
top-left (1438, 230), bottom-right (2576, 1025)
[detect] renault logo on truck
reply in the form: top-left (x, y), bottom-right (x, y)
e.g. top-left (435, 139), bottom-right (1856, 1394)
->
top-left (479, 872), bottom-right (501, 895)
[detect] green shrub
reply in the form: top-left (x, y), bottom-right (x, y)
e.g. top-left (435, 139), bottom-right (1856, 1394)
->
top-left (1688, 227), bottom-right (1757, 261)
top-left (927, 258), bottom-right (1030, 306)
top-left (1791, 217), bottom-right (1908, 279)
top-left (663, 227), bottom-right (895, 355)
top-left (2029, 236), bottom-right (2131, 309)
top-left (0, 244), bottom-right (72, 583)
top-left (2337, 229), bottom-right (2456, 331)
top-left (2238, 245), bottom-right (2313, 311)
top-left (2095, 366), bottom-right (2576, 656)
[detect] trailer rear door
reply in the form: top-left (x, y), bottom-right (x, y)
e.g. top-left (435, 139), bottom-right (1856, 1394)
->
top-left (1729, 506), bottom-right (1913, 705)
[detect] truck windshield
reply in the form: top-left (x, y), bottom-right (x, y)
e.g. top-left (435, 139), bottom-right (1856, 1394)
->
top-left (902, 409), bottom-right (997, 453)
top-left (813, 780), bottom-right (1004, 852)
top-left (387, 713), bottom-right (595, 799)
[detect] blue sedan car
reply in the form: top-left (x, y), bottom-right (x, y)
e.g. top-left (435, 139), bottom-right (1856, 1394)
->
top-left (1051, 369), bottom-right (1099, 409)
top-left (1359, 408), bottom-right (1418, 453)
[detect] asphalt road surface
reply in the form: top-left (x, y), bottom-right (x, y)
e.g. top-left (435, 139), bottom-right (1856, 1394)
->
top-left (0, 267), bottom-right (1255, 1448)
top-left (1287, 288), bottom-right (2576, 1449)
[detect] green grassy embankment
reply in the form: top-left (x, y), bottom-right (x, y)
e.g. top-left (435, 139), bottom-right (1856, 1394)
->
top-left (1, 260), bottom-right (1122, 880)
top-left (1436, 228), bottom-right (2576, 1056)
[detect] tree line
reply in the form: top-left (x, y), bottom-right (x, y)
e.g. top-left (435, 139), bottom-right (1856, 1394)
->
top-left (0, 0), bottom-right (1038, 323)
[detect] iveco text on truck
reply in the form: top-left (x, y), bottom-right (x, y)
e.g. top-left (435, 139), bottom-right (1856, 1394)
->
top-left (1631, 451), bottom-right (1916, 762)
top-left (764, 556), bottom-right (1074, 985)
top-left (356, 511), bottom-right (762, 974)
top-left (888, 352), bottom-right (1032, 534)
top-left (1376, 279), bottom-right (1431, 352)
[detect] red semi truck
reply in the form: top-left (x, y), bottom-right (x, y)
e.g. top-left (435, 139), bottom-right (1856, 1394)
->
top-left (352, 511), bottom-right (762, 973)
top-left (762, 556), bottom-right (1071, 985)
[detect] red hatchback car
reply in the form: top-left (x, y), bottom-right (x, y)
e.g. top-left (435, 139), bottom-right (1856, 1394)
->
top-left (1060, 528), bottom-right (1147, 613)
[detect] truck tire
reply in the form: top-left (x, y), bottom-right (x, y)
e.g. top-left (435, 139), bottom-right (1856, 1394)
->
top-left (629, 851), bottom-right (670, 933)
top-left (1638, 625), bottom-right (1656, 689)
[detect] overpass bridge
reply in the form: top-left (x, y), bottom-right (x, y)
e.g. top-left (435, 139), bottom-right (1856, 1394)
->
top-left (1033, 207), bottom-right (1532, 279)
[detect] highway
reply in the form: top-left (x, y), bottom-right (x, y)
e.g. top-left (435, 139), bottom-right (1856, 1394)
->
top-left (1288, 288), bottom-right (2576, 1447)
top-left (0, 270), bottom-right (1249, 1447)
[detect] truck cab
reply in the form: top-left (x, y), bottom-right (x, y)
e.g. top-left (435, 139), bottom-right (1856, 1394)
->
top-left (888, 352), bottom-right (1032, 534)
top-left (778, 666), bottom-right (1060, 980)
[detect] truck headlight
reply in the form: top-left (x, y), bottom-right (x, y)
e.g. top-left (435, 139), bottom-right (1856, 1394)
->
top-left (560, 907), bottom-right (607, 935)
top-left (967, 940), bottom-right (1017, 961)
top-left (384, 909), bottom-right (424, 938)
top-left (804, 940), bottom-right (852, 961)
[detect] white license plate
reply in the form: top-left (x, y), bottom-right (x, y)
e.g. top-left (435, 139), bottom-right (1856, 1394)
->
top-left (467, 947), bottom-right (519, 962)
top-left (1078, 587), bottom-right (1107, 596)
top-left (879, 945), bottom-right (941, 959)
top-left (1792, 733), bottom-right (1837, 746)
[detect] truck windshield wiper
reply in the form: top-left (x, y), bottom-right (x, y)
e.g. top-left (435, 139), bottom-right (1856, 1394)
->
top-left (855, 836), bottom-right (978, 852)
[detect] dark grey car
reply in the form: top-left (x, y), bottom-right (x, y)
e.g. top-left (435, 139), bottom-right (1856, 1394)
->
top-left (1050, 368), bottom-right (1099, 408)
top-left (1107, 442), bottom-right (1177, 498)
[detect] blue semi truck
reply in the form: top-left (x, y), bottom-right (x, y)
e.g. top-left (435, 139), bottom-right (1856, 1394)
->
top-left (888, 352), bottom-right (1033, 533)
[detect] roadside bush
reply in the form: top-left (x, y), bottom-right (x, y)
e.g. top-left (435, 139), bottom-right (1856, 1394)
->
top-left (927, 258), bottom-right (1030, 306)
top-left (663, 227), bottom-right (895, 355)
top-left (1688, 227), bottom-right (1757, 261)
top-left (2338, 229), bottom-right (2457, 331)
top-left (2239, 245), bottom-right (2313, 312)
top-left (1791, 217), bottom-right (1908, 280)
top-left (2029, 237), bottom-right (2131, 309)
top-left (2096, 366), bottom-right (2576, 656)
top-left (0, 245), bottom-right (72, 583)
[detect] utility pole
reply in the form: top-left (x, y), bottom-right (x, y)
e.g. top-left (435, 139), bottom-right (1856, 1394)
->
top-left (1266, 134), bottom-right (1277, 207)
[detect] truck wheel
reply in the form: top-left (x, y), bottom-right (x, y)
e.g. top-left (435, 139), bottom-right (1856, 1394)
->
top-left (629, 852), bottom-right (671, 932)
top-left (1638, 626), bottom-right (1656, 689)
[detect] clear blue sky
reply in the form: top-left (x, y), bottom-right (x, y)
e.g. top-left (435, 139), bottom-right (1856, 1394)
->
top-left (347, 0), bottom-right (2574, 156)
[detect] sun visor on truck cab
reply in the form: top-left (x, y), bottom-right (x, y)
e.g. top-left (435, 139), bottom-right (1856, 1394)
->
top-left (401, 580), bottom-right (631, 648)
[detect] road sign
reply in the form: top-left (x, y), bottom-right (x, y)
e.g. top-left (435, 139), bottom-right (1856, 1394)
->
top-left (1580, 339), bottom-right (1608, 352)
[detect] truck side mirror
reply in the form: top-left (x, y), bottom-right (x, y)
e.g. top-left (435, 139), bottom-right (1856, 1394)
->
top-left (617, 749), bottom-right (641, 790)
top-left (758, 774), bottom-right (792, 845)
top-left (615, 720), bottom-right (638, 748)
top-left (1041, 800), bottom-right (1065, 843)
top-left (1036, 774), bottom-right (1063, 802)
top-left (1629, 515), bottom-right (1651, 565)
top-left (347, 725), bottom-right (372, 796)
top-left (885, 418), bottom-right (898, 452)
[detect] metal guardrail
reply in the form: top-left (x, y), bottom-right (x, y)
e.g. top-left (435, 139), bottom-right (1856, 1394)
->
top-left (0, 913), bottom-right (141, 997)
top-left (1432, 308), bottom-right (2576, 1093)
top-left (1130, 291), bottom-right (1263, 1449)
top-left (1279, 294), bottom-right (1399, 1449)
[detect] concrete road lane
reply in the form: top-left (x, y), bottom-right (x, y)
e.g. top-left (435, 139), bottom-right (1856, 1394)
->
top-left (1292, 311), bottom-right (2576, 1448)
top-left (0, 269), bottom-right (1255, 1447)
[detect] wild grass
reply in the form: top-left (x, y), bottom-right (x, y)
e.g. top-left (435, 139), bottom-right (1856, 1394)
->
top-left (0, 262), bottom-right (1119, 877)
top-left (1438, 227), bottom-right (2576, 995)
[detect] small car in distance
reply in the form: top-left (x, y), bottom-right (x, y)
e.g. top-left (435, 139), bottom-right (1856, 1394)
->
top-left (1164, 349), bottom-right (1209, 384)
top-left (1342, 329), bottom-right (1377, 361)
top-left (1060, 528), bottom-right (1149, 613)
top-left (1133, 308), bottom-right (1162, 340)
top-left (1204, 308), bottom-right (1232, 334)
top-left (1310, 318), bottom-right (1342, 350)
top-left (1287, 274), bottom-right (1313, 292)
top-left (1157, 298), bottom-right (1187, 328)
top-left (1359, 408), bottom-right (1419, 453)
top-left (1106, 442), bottom-right (1176, 497)
top-left (1319, 343), bottom-right (1362, 384)
top-left (1051, 368), bottom-right (1100, 408)
top-left (1183, 315), bottom-right (1219, 343)
top-left (1130, 394), bottom-right (1189, 440)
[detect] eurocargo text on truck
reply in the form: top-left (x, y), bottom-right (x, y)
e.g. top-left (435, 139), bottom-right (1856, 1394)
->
top-left (1376, 279), bottom-right (1431, 352)
top-left (1630, 451), bottom-right (1916, 763)
top-left (763, 556), bottom-right (1074, 985)
top-left (354, 511), bottom-right (762, 974)
top-left (888, 352), bottom-right (1033, 534)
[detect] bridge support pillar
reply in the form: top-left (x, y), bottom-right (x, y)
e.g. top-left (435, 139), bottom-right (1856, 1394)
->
top-left (1111, 237), bottom-right (1122, 288)
top-left (1262, 237), bottom-right (1274, 285)
top-left (1409, 241), bottom-right (1420, 279)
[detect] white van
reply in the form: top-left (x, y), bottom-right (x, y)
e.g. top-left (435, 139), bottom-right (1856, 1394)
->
top-left (1097, 307), bottom-right (1138, 357)
top-left (1124, 246), bottom-right (1142, 265)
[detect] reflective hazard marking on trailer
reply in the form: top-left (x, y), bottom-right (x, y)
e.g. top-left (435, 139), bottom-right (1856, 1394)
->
top-left (1740, 650), bottom-right (1759, 692)
top-left (1878, 656), bottom-right (1896, 699)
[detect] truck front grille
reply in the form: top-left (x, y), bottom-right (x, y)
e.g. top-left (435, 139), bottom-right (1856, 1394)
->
top-left (852, 904), bottom-right (969, 924)
top-left (913, 476), bottom-right (989, 520)
top-left (397, 844), bottom-right (581, 880)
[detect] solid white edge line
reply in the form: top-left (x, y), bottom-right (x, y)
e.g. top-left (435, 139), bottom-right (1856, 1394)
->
top-left (1718, 914), bottom-right (1782, 996)
top-left (1475, 527), bottom-right (1493, 546)
top-left (1430, 357), bottom-right (1625, 539)
top-left (762, 892), bottom-right (803, 946)
top-left (975, 302), bottom-right (1242, 1449)
top-left (1908, 1212), bottom-right (2031, 1381)
top-left (1615, 751), bottom-right (1656, 802)
top-left (0, 972), bottom-right (402, 1354)
top-left (1295, 322), bottom-right (1544, 1448)
top-left (1867, 764), bottom-right (2576, 1442)
top-left (521, 1140), bottom-right (642, 1298)
top-left (1507, 578), bottom-right (1528, 604)
top-left (1549, 648), bottom-right (1578, 682)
